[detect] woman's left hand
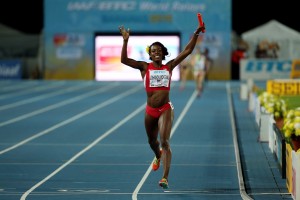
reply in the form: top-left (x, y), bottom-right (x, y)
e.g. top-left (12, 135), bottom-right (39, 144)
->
top-left (119, 25), bottom-right (130, 41)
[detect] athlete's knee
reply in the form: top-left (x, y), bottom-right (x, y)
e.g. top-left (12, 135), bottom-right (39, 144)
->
top-left (160, 140), bottom-right (170, 151)
top-left (148, 139), bottom-right (159, 147)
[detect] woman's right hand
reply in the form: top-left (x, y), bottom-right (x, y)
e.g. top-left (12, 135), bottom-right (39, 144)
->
top-left (119, 25), bottom-right (130, 41)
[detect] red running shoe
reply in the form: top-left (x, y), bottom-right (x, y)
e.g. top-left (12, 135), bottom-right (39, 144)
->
top-left (152, 149), bottom-right (162, 171)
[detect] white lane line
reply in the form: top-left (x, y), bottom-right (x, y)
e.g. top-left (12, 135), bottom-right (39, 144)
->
top-left (0, 81), bottom-right (66, 100)
top-left (0, 83), bottom-right (91, 111)
top-left (20, 102), bottom-right (146, 200)
top-left (0, 81), bottom-right (40, 93)
top-left (226, 83), bottom-right (253, 200)
top-left (132, 90), bottom-right (197, 200)
top-left (0, 85), bottom-right (142, 155)
top-left (0, 83), bottom-right (119, 127)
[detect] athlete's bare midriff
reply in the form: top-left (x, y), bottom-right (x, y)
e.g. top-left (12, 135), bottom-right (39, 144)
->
top-left (146, 90), bottom-right (169, 108)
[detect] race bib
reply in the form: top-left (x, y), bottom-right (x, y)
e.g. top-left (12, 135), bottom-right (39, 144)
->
top-left (149, 70), bottom-right (170, 87)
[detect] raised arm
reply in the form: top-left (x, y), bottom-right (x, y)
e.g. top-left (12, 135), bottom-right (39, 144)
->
top-left (119, 25), bottom-right (147, 70)
top-left (167, 22), bottom-right (205, 70)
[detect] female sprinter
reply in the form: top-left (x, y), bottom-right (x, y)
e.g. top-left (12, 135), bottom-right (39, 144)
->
top-left (119, 19), bottom-right (205, 189)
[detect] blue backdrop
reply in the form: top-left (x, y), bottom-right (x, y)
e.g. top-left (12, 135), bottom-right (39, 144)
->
top-left (44, 0), bottom-right (231, 80)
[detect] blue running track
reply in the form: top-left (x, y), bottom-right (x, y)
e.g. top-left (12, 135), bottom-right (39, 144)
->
top-left (0, 80), bottom-right (291, 200)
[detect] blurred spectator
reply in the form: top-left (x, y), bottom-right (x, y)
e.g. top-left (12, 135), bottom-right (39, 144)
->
top-left (255, 40), bottom-right (280, 58)
top-left (255, 40), bottom-right (269, 58)
top-left (231, 40), bottom-right (248, 80)
top-left (268, 42), bottom-right (280, 58)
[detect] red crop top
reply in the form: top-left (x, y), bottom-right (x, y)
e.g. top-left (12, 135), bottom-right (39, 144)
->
top-left (144, 63), bottom-right (172, 92)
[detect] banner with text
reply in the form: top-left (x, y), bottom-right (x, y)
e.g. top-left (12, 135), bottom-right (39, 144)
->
top-left (0, 60), bottom-right (22, 79)
top-left (44, 0), bottom-right (231, 80)
top-left (240, 59), bottom-right (292, 81)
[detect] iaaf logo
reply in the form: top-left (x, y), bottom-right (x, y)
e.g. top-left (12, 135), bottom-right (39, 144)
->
top-left (0, 61), bottom-right (22, 78)
top-left (244, 60), bottom-right (292, 72)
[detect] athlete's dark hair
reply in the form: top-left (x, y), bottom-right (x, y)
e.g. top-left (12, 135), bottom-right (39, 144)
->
top-left (148, 42), bottom-right (169, 60)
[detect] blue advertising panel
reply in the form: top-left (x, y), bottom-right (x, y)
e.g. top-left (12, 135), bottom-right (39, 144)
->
top-left (240, 59), bottom-right (292, 80)
top-left (44, 0), bottom-right (231, 80)
top-left (0, 60), bottom-right (22, 79)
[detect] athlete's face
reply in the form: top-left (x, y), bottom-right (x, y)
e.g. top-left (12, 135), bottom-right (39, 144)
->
top-left (150, 45), bottom-right (162, 61)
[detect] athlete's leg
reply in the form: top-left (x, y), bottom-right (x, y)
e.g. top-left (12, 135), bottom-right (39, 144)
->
top-left (194, 73), bottom-right (201, 96)
top-left (179, 65), bottom-right (188, 90)
top-left (199, 73), bottom-right (204, 90)
top-left (158, 108), bottom-right (174, 180)
top-left (145, 113), bottom-right (161, 159)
